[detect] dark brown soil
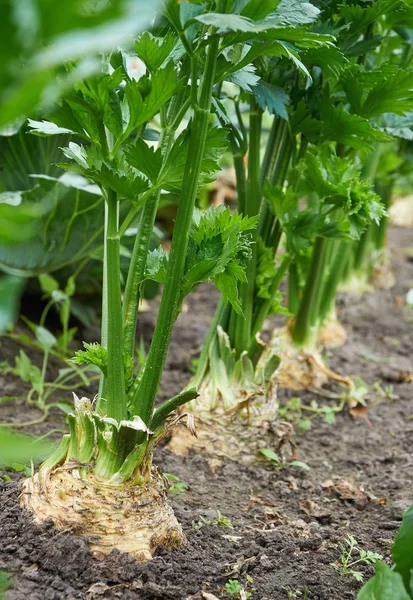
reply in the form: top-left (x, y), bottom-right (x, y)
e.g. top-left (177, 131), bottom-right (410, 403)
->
top-left (1, 226), bottom-right (413, 600)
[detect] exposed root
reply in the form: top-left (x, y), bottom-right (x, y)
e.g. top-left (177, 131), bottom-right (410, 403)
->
top-left (318, 318), bottom-right (347, 349)
top-left (20, 466), bottom-right (185, 562)
top-left (306, 355), bottom-right (351, 387)
top-left (271, 327), bottom-right (328, 390)
top-left (168, 410), bottom-right (296, 471)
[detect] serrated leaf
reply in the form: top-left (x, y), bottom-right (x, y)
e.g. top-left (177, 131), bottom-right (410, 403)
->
top-left (357, 562), bottom-right (410, 600)
top-left (392, 505), bottom-right (413, 593)
top-left (320, 102), bottom-right (391, 150)
top-left (27, 119), bottom-right (75, 137)
top-left (253, 80), bottom-right (289, 120)
top-left (135, 31), bottom-right (177, 73)
top-left (227, 63), bottom-right (260, 91)
top-left (124, 138), bottom-right (163, 182)
top-left (145, 247), bottom-right (169, 285)
top-left (269, 0), bottom-right (320, 26)
top-left (158, 127), bottom-right (228, 192)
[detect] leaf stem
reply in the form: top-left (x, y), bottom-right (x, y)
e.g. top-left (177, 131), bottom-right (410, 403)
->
top-left (131, 14), bottom-right (223, 423)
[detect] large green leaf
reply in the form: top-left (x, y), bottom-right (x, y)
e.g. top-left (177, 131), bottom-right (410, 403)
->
top-left (357, 562), bottom-right (410, 600)
top-left (0, 430), bottom-right (55, 466)
top-left (0, 0), bottom-right (160, 127)
top-left (0, 174), bottom-right (104, 275)
top-left (393, 505), bottom-right (413, 594)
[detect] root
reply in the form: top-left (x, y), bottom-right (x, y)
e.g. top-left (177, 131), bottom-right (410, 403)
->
top-left (318, 318), bottom-right (347, 349)
top-left (20, 466), bottom-right (185, 562)
top-left (272, 327), bottom-right (328, 390)
top-left (168, 412), bottom-right (296, 471)
top-left (168, 378), bottom-right (297, 470)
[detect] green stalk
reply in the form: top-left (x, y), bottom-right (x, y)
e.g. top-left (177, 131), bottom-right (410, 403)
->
top-left (250, 254), bottom-right (292, 344)
top-left (318, 240), bottom-right (350, 324)
top-left (132, 17), bottom-right (222, 424)
top-left (233, 100), bottom-right (262, 355)
top-left (122, 129), bottom-right (176, 364)
top-left (97, 204), bottom-right (109, 409)
top-left (105, 189), bottom-right (127, 421)
top-left (292, 236), bottom-right (327, 350)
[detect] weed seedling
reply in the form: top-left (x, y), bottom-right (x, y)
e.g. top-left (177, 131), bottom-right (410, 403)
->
top-left (164, 473), bottom-right (189, 495)
top-left (338, 535), bottom-right (383, 582)
top-left (192, 510), bottom-right (233, 530)
top-left (283, 588), bottom-right (308, 599)
top-left (225, 575), bottom-right (254, 599)
top-left (259, 448), bottom-right (310, 472)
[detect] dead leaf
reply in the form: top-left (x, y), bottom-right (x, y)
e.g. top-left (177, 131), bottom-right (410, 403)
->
top-left (348, 403), bottom-right (369, 419)
top-left (202, 593), bottom-right (220, 600)
top-left (393, 295), bottom-right (405, 307)
top-left (299, 499), bottom-right (332, 522)
top-left (321, 477), bottom-right (369, 506)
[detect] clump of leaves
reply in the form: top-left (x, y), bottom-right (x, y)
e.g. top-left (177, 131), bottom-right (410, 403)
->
top-left (164, 473), bottom-right (189, 495)
top-left (358, 505), bottom-right (413, 599)
top-left (259, 448), bottom-right (310, 472)
top-left (279, 396), bottom-right (345, 431)
top-left (192, 510), bottom-right (233, 530)
top-left (338, 535), bottom-right (383, 582)
top-left (225, 575), bottom-right (255, 599)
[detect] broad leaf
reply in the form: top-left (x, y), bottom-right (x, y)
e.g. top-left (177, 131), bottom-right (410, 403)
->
top-left (253, 81), bottom-right (289, 120)
top-left (357, 562), bottom-right (410, 600)
top-left (392, 505), bottom-right (413, 593)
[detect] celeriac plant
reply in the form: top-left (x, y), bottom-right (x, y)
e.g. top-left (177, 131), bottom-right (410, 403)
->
top-left (191, 0), bottom-right (413, 403)
top-left (19, 0), bottom-right (275, 562)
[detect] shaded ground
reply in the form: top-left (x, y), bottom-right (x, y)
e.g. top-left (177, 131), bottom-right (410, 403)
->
top-left (0, 226), bottom-right (412, 600)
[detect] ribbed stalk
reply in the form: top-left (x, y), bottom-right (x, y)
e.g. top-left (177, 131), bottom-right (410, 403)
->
top-left (122, 128), bottom-right (175, 364)
top-left (293, 236), bottom-right (327, 350)
top-left (132, 18), bottom-right (222, 424)
top-left (105, 189), bottom-right (127, 421)
top-left (233, 101), bottom-right (262, 355)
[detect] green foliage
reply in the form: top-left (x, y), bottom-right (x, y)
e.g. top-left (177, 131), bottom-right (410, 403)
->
top-left (358, 505), bottom-right (413, 598)
top-left (144, 207), bottom-right (258, 314)
top-left (0, 430), bottom-right (55, 466)
top-left (253, 81), bottom-right (289, 120)
top-left (0, 172), bottom-right (104, 275)
top-left (392, 505), bottom-right (413, 593)
top-left (164, 473), bottom-right (189, 495)
top-left (357, 563), bottom-right (410, 600)
top-left (72, 342), bottom-right (108, 375)
top-left (0, 0), bottom-right (159, 126)
top-left (339, 535), bottom-right (383, 582)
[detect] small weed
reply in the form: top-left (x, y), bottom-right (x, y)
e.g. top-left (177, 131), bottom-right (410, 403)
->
top-left (279, 396), bottom-right (345, 431)
top-left (259, 448), bottom-right (310, 472)
top-left (225, 575), bottom-right (254, 599)
top-left (192, 510), bottom-right (233, 530)
top-left (338, 535), bottom-right (383, 582)
top-left (164, 473), bottom-right (189, 495)
top-left (373, 381), bottom-right (399, 402)
top-left (282, 587), bottom-right (309, 599)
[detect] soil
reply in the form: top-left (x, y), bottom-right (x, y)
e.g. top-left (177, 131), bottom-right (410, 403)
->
top-left (1, 226), bottom-right (413, 600)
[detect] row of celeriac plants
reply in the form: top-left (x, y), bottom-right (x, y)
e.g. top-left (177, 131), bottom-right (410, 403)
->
top-left (7, 0), bottom-right (413, 579)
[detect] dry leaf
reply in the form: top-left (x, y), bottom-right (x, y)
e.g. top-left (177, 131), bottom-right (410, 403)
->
top-left (299, 499), bottom-right (332, 522)
top-left (321, 477), bottom-right (369, 505)
top-left (348, 403), bottom-right (369, 419)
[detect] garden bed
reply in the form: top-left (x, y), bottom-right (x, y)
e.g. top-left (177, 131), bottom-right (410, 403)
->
top-left (1, 225), bottom-right (413, 600)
